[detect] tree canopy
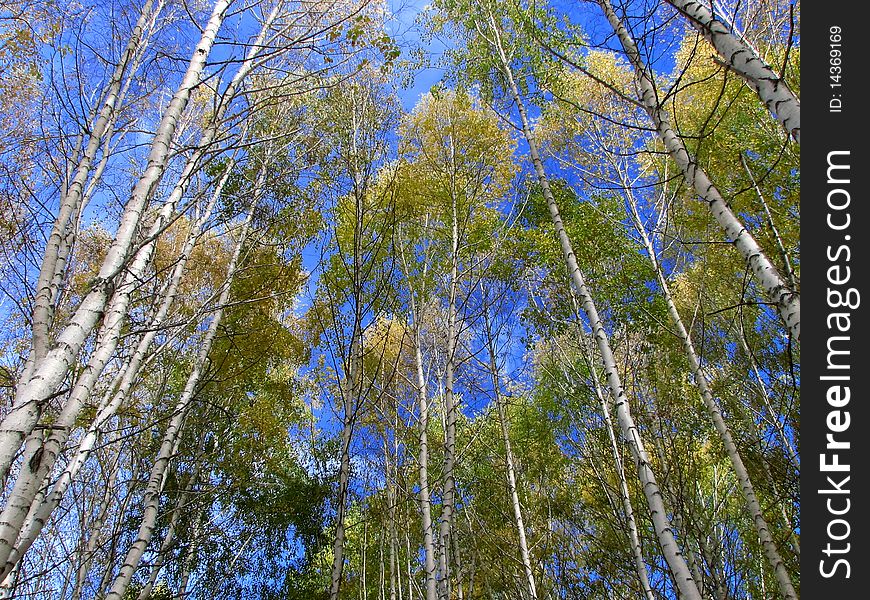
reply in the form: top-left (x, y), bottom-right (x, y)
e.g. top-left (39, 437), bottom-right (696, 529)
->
top-left (0, 0), bottom-right (800, 598)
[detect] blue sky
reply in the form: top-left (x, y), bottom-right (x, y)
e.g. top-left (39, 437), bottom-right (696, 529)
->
top-left (387, 0), bottom-right (450, 110)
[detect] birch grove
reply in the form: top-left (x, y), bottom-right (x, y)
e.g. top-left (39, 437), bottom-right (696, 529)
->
top-left (0, 0), bottom-right (800, 597)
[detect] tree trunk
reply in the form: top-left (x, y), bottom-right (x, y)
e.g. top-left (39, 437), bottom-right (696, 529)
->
top-left (385, 430), bottom-right (398, 600)
top-left (596, 0), bottom-right (800, 342)
top-left (22, 0), bottom-right (163, 387)
top-left (0, 154), bottom-right (236, 577)
top-left (414, 335), bottom-right (439, 600)
top-left (666, 0), bottom-right (800, 142)
top-left (328, 389), bottom-right (357, 600)
top-left (174, 503), bottom-right (207, 600)
top-left (486, 13), bottom-right (703, 600)
top-left (482, 306), bottom-right (538, 600)
top-left (398, 226), bottom-right (439, 600)
top-left (572, 315), bottom-right (655, 600)
top-left (104, 175), bottom-right (258, 600)
top-left (622, 181), bottom-right (798, 600)
top-left (437, 186), bottom-right (460, 600)
top-left (70, 442), bottom-right (122, 600)
top-left (328, 145), bottom-right (370, 600)
top-left (136, 463), bottom-right (202, 600)
top-left (0, 0), bottom-right (233, 483)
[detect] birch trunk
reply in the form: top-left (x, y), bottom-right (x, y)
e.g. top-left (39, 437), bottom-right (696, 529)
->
top-left (174, 503), bottom-right (207, 600)
top-left (136, 462), bottom-right (202, 600)
top-left (328, 391), bottom-right (356, 600)
top-left (0, 156), bottom-right (235, 577)
top-left (23, 0), bottom-right (163, 386)
top-left (414, 320), bottom-right (439, 600)
top-left (596, 0), bottom-right (800, 342)
top-left (70, 443), bottom-right (122, 600)
top-left (437, 190), bottom-right (460, 600)
top-left (385, 430), bottom-right (398, 600)
top-left (104, 179), bottom-right (257, 600)
top-left (452, 526), bottom-right (464, 600)
top-left (622, 181), bottom-right (798, 600)
top-left (571, 316), bottom-right (655, 600)
top-left (481, 307), bottom-right (538, 600)
top-left (398, 231), bottom-right (439, 600)
top-left (328, 149), bottom-right (372, 600)
top-left (95, 450), bottom-right (137, 599)
top-left (485, 13), bottom-right (703, 600)
top-left (665, 0), bottom-right (800, 142)
top-left (0, 0), bottom-right (233, 483)
top-left (0, 0), bottom-right (280, 561)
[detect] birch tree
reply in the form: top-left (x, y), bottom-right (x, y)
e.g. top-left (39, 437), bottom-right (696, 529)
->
top-left (593, 0), bottom-right (800, 342)
top-left (665, 0), bottom-right (800, 142)
top-left (0, 0), bottom-right (232, 483)
top-left (429, 3), bottom-right (704, 596)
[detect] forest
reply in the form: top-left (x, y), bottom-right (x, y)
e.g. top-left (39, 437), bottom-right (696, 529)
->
top-left (0, 0), bottom-right (800, 598)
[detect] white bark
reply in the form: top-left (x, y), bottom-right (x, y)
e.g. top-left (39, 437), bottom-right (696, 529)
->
top-left (485, 13), bottom-right (703, 600)
top-left (0, 151), bottom-right (236, 578)
top-left (328, 166), bottom-right (368, 600)
top-left (436, 189), bottom-right (460, 600)
top-left (94, 448), bottom-right (138, 599)
top-left (0, 0), bottom-right (284, 564)
top-left (414, 335), bottom-right (439, 600)
top-left (481, 308), bottom-right (538, 600)
top-left (596, 0), bottom-right (800, 342)
top-left (398, 231), bottom-right (438, 600)
top-left (328, 392), bottom-right (356, 600)
top-left (571, 318), bottom-right (655, 600)
top-left (623, 186), bottom-right (798, 600)
top-left (0, 0), bottom-right (233, 482)
top-left (70, 444), bottom-right (121, 600)
top-left (105, 184), bottom-right (257, 600)
top-left (385, 432), bottom-right (397, 600)
top-left (174, 502), bottom-right (207, 600)
top-left (23, 0), bottom-right (164, 386)
top-left (136, 462), bottom-right (202, 600)
top-left (666, 0), bottom-right (800, 142)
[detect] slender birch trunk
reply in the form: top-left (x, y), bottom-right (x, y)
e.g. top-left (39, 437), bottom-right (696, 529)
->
top-left (437, 188), bottom-right (460, 600)
top-left (70, 443), bottom-right (122, 600)
top-left (385, 430), bottom-right (398, 600)
top-left (328, 385), bottom-right (357, 600)
top-left (105, 178), bottom-right (258, 600)
top-left (174, 503), bottom-right (207, 600)
top-left (414, 327), bottom-right (439, 600)
top-left (136, 462), bottom-right (202, 600)
top-left (0, 0), bottom-right (233, 483)
top-left (0, 0), bottom-right (279, 561)
top-left (570, 313), bottom-right (655, 600)
top-left (481, 306), bottom-right (538, 600)
top-left (22, 0), bottom-right (163, 386)
top-left (484, 13), bottom-right (703, 600)
top-left (0, 156), bottom-right (235, 576)
top-left (405, 531), bottom-right (413, 600)
top-left (361, 520), bottom-right (369, 599)
top-left (327, 163), bottom-right (371, 600)
top-left (452, 526), bottom-right (464, 600)
top-left (622, 182), bottom-right (798, 599)
top-left (596, 0), bottom-right (800, 342)
top-left (698, 531), bottom-right (728, 600)
top-left (670, 510), bottom-right (708, 597)
top-left (95, 450), bottom-right (137, 599)
top-left (398, 229), bottom-right (439, 600)
top-left (665, 0), bottom-right (800, 142)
